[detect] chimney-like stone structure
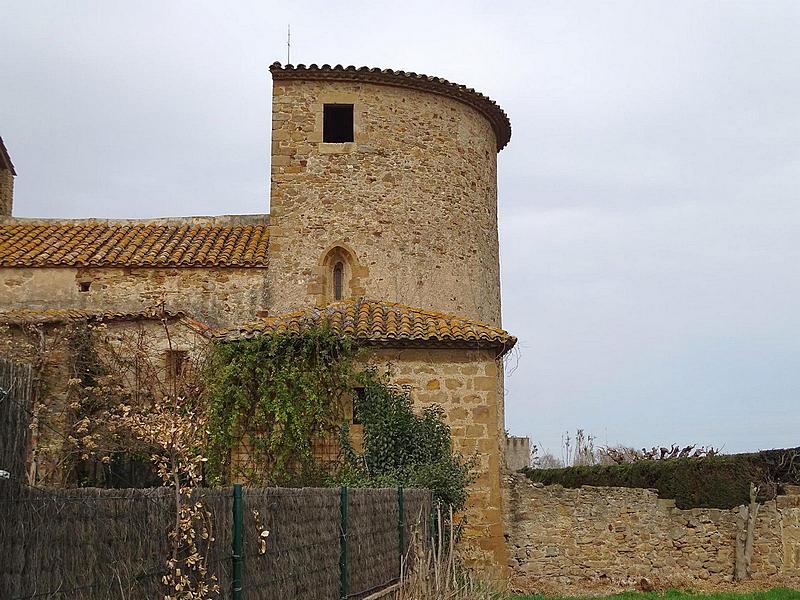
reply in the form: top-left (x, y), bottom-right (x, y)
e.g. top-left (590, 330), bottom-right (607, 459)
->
top-left (505, 436), bottom-right (532, 471)
top-left (0, 137), bottom-right (16, 217)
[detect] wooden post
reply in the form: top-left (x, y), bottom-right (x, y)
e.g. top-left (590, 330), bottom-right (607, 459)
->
top-left (735, 482), bottom-right (760, 581)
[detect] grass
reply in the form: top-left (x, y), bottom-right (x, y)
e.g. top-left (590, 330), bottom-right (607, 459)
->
top-left (513, 590), bottom-right (799, 600)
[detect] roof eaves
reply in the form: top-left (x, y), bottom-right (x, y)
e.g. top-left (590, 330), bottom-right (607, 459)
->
top-left (0, 307), bottom-right (191, 326)
top-left (357, 335), bottom-right (518, 357)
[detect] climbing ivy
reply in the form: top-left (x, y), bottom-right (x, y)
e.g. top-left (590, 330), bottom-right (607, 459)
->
top-left (204, 328), bottom-right (473, 509)
top-left (204, 326), bottom-right (359, 486)
top-left (335, 368), bottom-right (475, 511)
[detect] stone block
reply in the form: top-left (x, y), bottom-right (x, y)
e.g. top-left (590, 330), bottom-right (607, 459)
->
top-left (474, 376), bottom-right (497, 391)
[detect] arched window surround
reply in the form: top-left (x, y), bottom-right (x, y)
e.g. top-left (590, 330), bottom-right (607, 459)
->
top-left (310, 243), bottom-right (367, 306)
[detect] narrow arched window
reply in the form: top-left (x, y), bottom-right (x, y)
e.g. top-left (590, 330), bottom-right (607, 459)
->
top-left (333, 262), bottom-right (344, 300)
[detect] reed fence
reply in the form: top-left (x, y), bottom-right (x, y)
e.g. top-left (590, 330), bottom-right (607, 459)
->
top-left (0, 482), bottom-right (432, 600)
top-left (0, 357), bottom-right (435, 599)
top-left (0, 357), bottom-right (34, 482)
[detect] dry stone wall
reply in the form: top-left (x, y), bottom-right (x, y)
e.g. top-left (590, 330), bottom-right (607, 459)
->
top-left (268, 78), bottom-right (502, 326)
top-left (503, 473), bottom-right (800, 592)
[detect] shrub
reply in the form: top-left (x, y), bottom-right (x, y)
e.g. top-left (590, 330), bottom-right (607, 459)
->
top-left (335, 368), bottom-right (475, 511)
top-left (523, 447), bottom-right (800, 509)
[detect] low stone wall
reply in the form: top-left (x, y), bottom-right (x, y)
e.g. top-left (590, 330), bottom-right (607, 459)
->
top-left (503, 473), bottom-right (800, 592)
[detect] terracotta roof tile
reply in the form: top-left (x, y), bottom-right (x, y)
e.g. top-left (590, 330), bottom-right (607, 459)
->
top-left (215, 298), bottom-right (516, 355)
top-left (0, 308), bottom-right (213, 337)
top-left (0, 220), bottom-right (270, 267)
top-left (0, 308), bottom-right (183, 325)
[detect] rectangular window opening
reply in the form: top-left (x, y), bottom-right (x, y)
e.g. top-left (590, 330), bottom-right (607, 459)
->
top-left (323, 104), bottom-right (354, 143)
top-left (166, 350), bottom-right (189, 380)
top-left (351, 386), bottom-right (365, 425)
top-left (78, 281), bottom-right (91, 293)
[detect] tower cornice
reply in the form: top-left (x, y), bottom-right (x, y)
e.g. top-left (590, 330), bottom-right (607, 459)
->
top-left (269, 62), bottom-right (511, 151)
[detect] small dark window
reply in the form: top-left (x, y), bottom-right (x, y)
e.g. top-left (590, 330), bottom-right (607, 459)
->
top-left (166, 350), bottom-right (188, 379)
top-left (323, 104), bottom-right (354, 143)
top-left (352, 387), bottom-right (365, 425)
top-left (333, 262), bottom-right (344, 300)
top-left (78, 281), bottom-right (91, 292)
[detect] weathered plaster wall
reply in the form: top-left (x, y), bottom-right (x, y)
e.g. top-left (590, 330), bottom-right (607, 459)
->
top-left (367, 347), bottom-right (507, 570)
top-left (0, 169), bottom-right (13, 217)
top-left (504, 474), bottom-right (800, 593)
top-left (268, 78), bottom-right (502, 326)
top-left (0, 267), bottom-right (268, 327)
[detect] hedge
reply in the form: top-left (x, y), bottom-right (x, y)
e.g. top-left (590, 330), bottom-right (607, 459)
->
top-left (522, 447), bottom-right (800, 509)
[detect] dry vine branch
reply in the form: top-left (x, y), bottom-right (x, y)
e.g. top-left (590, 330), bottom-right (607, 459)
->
top-left (11, 306), bottom-right (220, 599)
top-left (399, 504), bottom-right (495, 600)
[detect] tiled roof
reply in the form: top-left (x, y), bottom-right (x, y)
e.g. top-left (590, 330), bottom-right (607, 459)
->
top-left (270, 62), bottom-right (512, 151)
top-left (0, 307), bottom-right (213, 336)
top-left (0, 220), bottom-right (269, 267)
top-left (0, 308), bottom-right (184, 326)
top-left (215, 298), bottom-right (516, 354)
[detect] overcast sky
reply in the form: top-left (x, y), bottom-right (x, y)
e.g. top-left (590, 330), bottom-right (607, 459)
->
top-left (3, 1), bottom-right (799, 457)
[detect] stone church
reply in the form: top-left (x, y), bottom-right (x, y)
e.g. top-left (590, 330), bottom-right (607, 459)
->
top-left (0, 63), bottom-right (516, 566)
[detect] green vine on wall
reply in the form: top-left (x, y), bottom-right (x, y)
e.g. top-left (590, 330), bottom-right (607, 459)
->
top-left (204, 326), bottom-right (359, 486)
top-left (19, 319), bottom-right (475, 519)
top-left (336, 368), bottom-right (476, 511)
top-left (204, 329), bottom-right (474, 508)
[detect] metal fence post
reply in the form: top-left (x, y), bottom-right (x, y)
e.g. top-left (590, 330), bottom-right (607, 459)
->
top-left (232, 483), bottom-right (243, 600)
top-left (339, 486), bottom-right (349, 600)
top-left (397, 487), bottom-right (405, 570)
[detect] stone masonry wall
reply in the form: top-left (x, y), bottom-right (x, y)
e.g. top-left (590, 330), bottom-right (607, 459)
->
top-left (0, 266), bottom-right (268, 327)
top-left (0, 169), bottom-right (13, 217)
top-left (268, 78), bottom-right (502, 326)
top-left (367, 347), bottom-right (507, 570)
top-left (505, 436), bottom-right (532, 471)
top-left (504, 473), bottom-right (800, 592)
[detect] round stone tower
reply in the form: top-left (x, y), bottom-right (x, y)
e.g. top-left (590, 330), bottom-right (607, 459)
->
top-left (266, 63), bottom-right (511, 326)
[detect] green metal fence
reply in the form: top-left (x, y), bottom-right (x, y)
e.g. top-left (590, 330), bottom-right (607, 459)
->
top-left (232, 485), bottom-right (426, 600)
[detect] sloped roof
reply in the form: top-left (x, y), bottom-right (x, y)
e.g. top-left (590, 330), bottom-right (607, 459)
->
top-left (270, 62), bottom-right (512, 151)
top-left (0, 308), bottom-right (183, 325)
top-left (0, 308), bottom-right (173, 325)
top-left (215, 298), bottom-right (516, 355)
top-left (0, 136), bottom-right (15, 175)
top-left (0, 307), bottom-right (212, 335)
top-left (0, 219), bottom-right (270, 267)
